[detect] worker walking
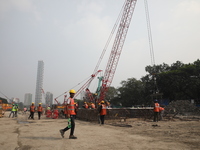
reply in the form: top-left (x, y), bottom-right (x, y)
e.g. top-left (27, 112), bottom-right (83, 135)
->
top-left (99, 101), bottom-right (107, 125)
top-left (28, 102), bottom-right (35, 120)
top-left (37, 103), bottom-right (43, 120)
top-left (153, 100), bottom-right (160, 122)
top-left (59, 89), bottom-right (77, 139)
top-left (9, 104), bottom-right (16, 118)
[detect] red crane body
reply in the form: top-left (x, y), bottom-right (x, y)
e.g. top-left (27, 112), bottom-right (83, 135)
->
top-left (98, 0), bottom-right (137, 103)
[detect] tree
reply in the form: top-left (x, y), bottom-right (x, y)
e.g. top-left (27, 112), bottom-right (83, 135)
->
top-left (111, 78), bottom-right (146, 107)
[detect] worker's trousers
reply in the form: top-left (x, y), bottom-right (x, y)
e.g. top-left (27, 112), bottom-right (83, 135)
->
top-left (154, 112), bottom-right (159, 122)
top-left (38, 112), bottom-right (42, 120)
top-left (63, 115), bottom-right (75, 136)
top-left (9, 111), bottom-right (15, 118)
top-left (100, 115), bottom-right (105, 124)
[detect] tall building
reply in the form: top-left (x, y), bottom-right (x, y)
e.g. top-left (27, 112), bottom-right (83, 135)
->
top-left (24, 93), bottom-right (32, 106)
top-left (35, 60), bottom-right (44, 106)
top-left (45, 92), bottom-right (53, 106)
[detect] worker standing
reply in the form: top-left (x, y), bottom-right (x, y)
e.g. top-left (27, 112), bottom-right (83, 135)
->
top-left (59, 89), bottom-right (77, 139)
top-left (153, 100), bottom-right (160, 122)
top-left (37, 103), bottom-right (43, 120)
top-left (91, 103), bottom-right (95, 109)
top-left (9, 104), bottom-right (16, 118)
top-left (99, 101), bottom-right (107, 125)
top-left (83, 102), bottom-right (88, 109)
top-left (28, 102), bottom-right (35, 120)
top-left (15, 104), bottom-right (19, 117)
top-left (23, 107), bottom-right (27, 115)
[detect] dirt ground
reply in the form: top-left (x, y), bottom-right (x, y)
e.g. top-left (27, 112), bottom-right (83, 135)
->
top-left (0, 111), bottom-right (200, 150)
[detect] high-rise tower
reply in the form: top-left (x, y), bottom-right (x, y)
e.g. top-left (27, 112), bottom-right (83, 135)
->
top-left (24, 93), bottom-right (32, 106)
top-left (45, 92), bottom-right (53, 107)
top-left (35, 60), bottom-right (44, 106)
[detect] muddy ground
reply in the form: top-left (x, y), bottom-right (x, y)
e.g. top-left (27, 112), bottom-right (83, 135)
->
top-left (0, 111), bottom-right (200, 150)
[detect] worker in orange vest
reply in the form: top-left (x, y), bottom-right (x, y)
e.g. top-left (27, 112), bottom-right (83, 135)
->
top-left (60, 89), bottom-right (77, 139)
top-left (83, 102), bottom-right (88, 109)
top-left (91, 103), bottom-right (95, 109)
top-left (28, 102), bottom-right (35, 120)
top-left (37, 103), bottom-right (43, 120)
top-left (153, 100), bottom-right (160, 122)
top-left (99, 100), bottom-right (107, 125)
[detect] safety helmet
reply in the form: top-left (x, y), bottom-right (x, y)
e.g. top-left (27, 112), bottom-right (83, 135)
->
top-left (12, 104), bottom-right (15, 106)
top-left (69, 89), bottom-right (76, 94)
top-left (39, 103), bottom-right (42, 105)
top-left (32, 102), bottom-right (34, 104)
top-left (154, 99), bottom-right (158, 102)
top-left (101, 101), bottom-right (105, 104)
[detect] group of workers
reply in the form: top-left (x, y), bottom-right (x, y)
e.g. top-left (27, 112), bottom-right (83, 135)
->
top-left (28, 102), bottom-right (43, 120)
top-left (8, 89), bottom-right (164, 141)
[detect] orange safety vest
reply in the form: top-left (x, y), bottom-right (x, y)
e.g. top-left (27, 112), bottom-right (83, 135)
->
top-left (154, 103), bottom-right (160, 112)
top-left (30, 106), bottom-right (35, 112)
top-left (67, 98), bottom-right (76, 115)
top-left (37, 106), bottom-right (43, 112)
top-left (91, 104), bottom-right (95, 109)
top-left (85, 104), bottom-right (88, 109)
top-left (100, 104), bottom-right (107, 115)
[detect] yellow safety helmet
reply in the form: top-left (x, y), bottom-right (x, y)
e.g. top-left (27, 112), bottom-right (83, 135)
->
top-left (32, 102), bottom-right (34, 104)
top-left (69, 89), bottom-right (76, 94)
top-left (101, 101), bottom-right (104, 104)
top-left (39, 103), bottom-right (42, 105)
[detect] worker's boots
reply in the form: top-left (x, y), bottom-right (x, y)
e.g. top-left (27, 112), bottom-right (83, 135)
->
top-left (59, 129), bottom-right (65, 138)
top-left (69, 135), bottom-right (77, 139)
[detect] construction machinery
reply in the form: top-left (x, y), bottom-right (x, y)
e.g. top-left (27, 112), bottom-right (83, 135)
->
top-left (55, 0), bottom-right (137, 114)
top-left (96, 0), bottom-right (137, 103)
top-left (77, 0), bottom-right (137, 105)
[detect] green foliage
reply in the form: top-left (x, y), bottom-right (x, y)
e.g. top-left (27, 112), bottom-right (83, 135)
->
top-left (109, 59), bottom-right (200, 107)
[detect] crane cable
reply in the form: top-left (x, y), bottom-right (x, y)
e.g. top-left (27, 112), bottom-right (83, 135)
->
top-left (144, 0), bottom-right (158, 93)
top-left (144, 0), bottom-right (155, 66)
top-left (93, 1), bottom-right (126, 74)
top-left (56, 1), bottom-right (127, 100)
top-left (55, 75), bottom-right (91, 100)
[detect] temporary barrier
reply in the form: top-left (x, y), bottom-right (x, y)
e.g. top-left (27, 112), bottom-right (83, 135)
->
top-left (46, 110), bottom-right (52, 118)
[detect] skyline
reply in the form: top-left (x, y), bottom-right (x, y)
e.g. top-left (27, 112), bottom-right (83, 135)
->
top-left (0, 0), bottom-right (200, 104)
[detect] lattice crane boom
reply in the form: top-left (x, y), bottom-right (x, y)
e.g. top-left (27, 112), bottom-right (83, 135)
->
top-left (98, 0), bottom-right (137, 103)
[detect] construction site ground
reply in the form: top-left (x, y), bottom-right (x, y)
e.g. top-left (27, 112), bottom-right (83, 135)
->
top-left (0, 111), bottom-right (200, 150)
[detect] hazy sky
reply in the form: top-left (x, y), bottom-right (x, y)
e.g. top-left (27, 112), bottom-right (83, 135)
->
top-left (0, 0), bottom-right (200, 104)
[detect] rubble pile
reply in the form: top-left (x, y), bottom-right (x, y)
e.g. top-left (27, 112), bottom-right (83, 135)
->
top-left (165, 100), bottom-right (200, 116)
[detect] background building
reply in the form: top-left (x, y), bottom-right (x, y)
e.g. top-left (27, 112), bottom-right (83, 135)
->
top-left (24, 93), bottom-right (32, 106)
top-left (35, 60), bottom-right (44, 106)
top-left (13, 98), bottom-right (20, 103)
top-left (45, 92), bottom-right (53, 107)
